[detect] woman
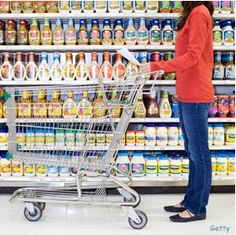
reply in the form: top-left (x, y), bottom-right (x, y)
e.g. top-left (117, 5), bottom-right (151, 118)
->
top-left (141, 1), bottom-right (214, 223)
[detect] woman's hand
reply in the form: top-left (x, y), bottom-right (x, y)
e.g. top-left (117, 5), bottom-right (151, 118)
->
top-left (140, 62), bottom-right (164, 79)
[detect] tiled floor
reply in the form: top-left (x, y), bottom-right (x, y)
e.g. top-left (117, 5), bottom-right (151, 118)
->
top-left (0, 193), bottom-right (234, 235)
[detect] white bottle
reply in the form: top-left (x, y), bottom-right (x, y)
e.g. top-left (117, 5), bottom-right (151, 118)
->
top-left (0, 156), bottom-right (11, 176)
top-left (58, 154), bottom-right (71, 177)
top-left (145, 124), bottom-right (156, 146)
top-left (50, 52), bottom-right (63, 81)
top-left (208, 124), bottom-right (214, 146)
top-left (213, 124), bottom-right (225, 146)
top-left (13, 52), bottom-right (26, 81)
top-left (25, 52), bottom-right (38, 81)
top-left (145, 154), bottom-right (157, 176)
top-left (170, 156), bottom-right (181, 176)
top-left (168, 124), bottom-right (179, 146)
top-left (38, 52), bottom-right (50, 82)
top-left (223, 20), bottom-right (235, 46)
top-left (161, 19), bottom-right (174, 45)
top-left (131, 151), bottom-right (145, 177)
top-left (182, 157), bottom-right (189, 176)
top-left (213, 20), bottom-right (223, 46)
top-left (178, 127), bottom-right (184, 146)
top-left (149, 19), bottom-right (161, 46)
top-left (116, 151), bottom-right (130, 176)
top-left (158, 155), bottom-right (170, 176)
top-left (228, 152), bottom-right (235, 176)
top-left (216, 152), bottom-right (228, 176)
top-left (156, 124), bottom-right (168, 146)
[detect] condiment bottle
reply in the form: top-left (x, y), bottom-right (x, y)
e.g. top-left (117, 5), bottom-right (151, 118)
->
top-left (108, 0), bottom-right (120, 13)
top-left (110, 90), bottom-right (121, 118)
top-left (159, 90), bottom-right (172, 118)
top-left (50, 52), bottom-right (63, 81)
top-left (125, 18), bottom-right (137, 45)
top-left (0, 20), bottom-right (5, 45)
top-left (53, 19), bottom-right (65, 45)
top-left (5, 20), bottom-right (16, 45)
top-left (13, 52), bottom-right (26, 81)
top-left (95, 1), bottom-right (107, 13)
top-left (113, 53), bottom-right (126, 81)
top-left (137, 18), bottom-right (149, 46)
top-left (25, 52), bottom-right (38, 81)
top-left (146, 0), bottom-right (159, 13)
top-left (77, 19), bottom-right (89, 45)
top-left (213, 20), bottom-right (223, 46)
top-left (100, 52), bottom-right (113, 81)
top-left (228, 96), bottom-right (235, 118)
top-left (48, 90), bottom-right (62, 118)
top-left (71, 1), bottom-right (82, 13)
top-left (213, 0), bottom-right (220, 14)
top-left (145, 91), bottom-right (159, 117)
top-left (77, 91), bottom-right (92, 118)
top-left (0, 1), bottom-right (10, 13)
top-left (88, 52), bottom-right (100, 81)
top-left (221, 0), bottom-right (232, 14)
top-left (33, 89), bottom-right (47, 118)
top-left (63, 90), bottom-right (77, 118)
top-left (10, 1), bottom-right (22, 13)
top-left (114, 19), bottom-right (125, 45)
top-left (93, 91), bottom-right (106, 118)
top-left (75, 52), bottom-right (88, 81)
top-left (134, 0), bottom-right (145, 12)
top-left (83, 1), bottom-right (95, 13)
top-left (63, 52), bottom-right (76, 81)
top-left (41, 18), bottom-right (52, 45)
top-left (0, 52), bottom-right (12, 81)
top-left (162, 19), bottom-right (174, 45)
top-left (122, 0), bottom-right (134, 12)
top-left (223, 20), bottom-right (234, 46)
top-left (171, 1), bottom-right (183, 13)
top-left (163, 52), bottom-right (175, 80)
top-left (159, 1), bottom-right (171, 13)
top-left (89, 19), bottom-right (101, 45)
top-left (225, 52), bottom-right (235, 80)
top-left (213, 52), bottom-right (224, 80)
top-left (17, 19), bottom-right (28, 45)
top-left (102, 19), bottom-right (113, 45)
top-left (65, 19), bottom-right (76, 45)
top-left (17, 90), bottom-right (32, 118)
top-left (134, 95), bottom-right (146, 118)
top-left (139, 52), bottom-right (150, 80)
top-left (29, 19), bottom-right (40, 45)
top-left (125, 60), bottom-right (139, 80)
top-left (58, 1), bottom-right (70, 13)
top-left (34, 1), bottom-right (46, 13)
top-left (22, 2), bottom-right (34, 13)
top-left (38, 52), bottom-right (50, 82)
top-left (150, 19), bottom-right (161, 45)
top-left (150, 52), bottom-right (162, 80)
top-left (46, 1), bottom-right (58, 13)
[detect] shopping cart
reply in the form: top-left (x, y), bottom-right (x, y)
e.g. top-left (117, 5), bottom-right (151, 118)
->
top-left (8, 71), bottom-right (163, 229)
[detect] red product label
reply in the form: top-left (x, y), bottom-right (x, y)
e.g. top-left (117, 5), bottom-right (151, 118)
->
top-left (30, 31), bottom-right (39, 38)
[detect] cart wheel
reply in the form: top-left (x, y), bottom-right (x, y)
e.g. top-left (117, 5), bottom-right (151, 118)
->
top-left (124, 195), bottom-right (141, 208)
top-left (24, 204), bottom-right (42, 222)
top-left (36, 202), bottom-right (46, 211)
top-left (128, 210), bottom-right (148, 230)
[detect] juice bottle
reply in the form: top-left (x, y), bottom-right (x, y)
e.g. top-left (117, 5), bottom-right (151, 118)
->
top-left (25, 52), bottom-right (38, 81)
top-left (58, 1), bottom-right (70, 13)
top-left (162, 19), bottom-right (174, 45)
top-left (5, 20), bottom-right (16, 45)
top-left (33, 89), bottom-right (47, 118)
top-left (114, 19), bottom-right (125, 45)
top-left (93, 91), bottom-right (106, 118)
top-left (63, 52), bottom-right (75, 81)
top-left (17, 19), bottom-right (28, 45)
top-left (95, 1), bottom-right (107, 13)
top-left (149, 19), bottom-right (161, 45)
top-left (159, 90), bottom-right (172, 118)
top-left (75, 52), bottom-right (88, 81)
top-left (17, 90), bottom-right (32, 118)
top-left (125, 61), bottom-right (139, 80)
top-left (145, 91), bottom-right (159, 117)
top-left (10, 1), bottom-right (22, 13)
top-left (53, 19), bottom-right (65, 45)
top-left (65, 19), bottom-right (76, 45)
top-left (213, 52), bottom-right (224, 80)
top-left (41, 19), bottom-right (52, 45)
top-left (110, 90), bottom-right (121, 118)
top-left (146, 0), bottom-right (159, 13)
top-left (123, 0), bottom-right (134, 12)
top-left (63, 90), bottom-right (77, 118)
top-left (88, 52), bottom-right (100, 81)
top-left (50, 52), bottom-right (63, 81)
top-left (83, 1), bottom-right (94, 13)
top-left (13, 52), bottom-right (26, 81)
top-left (89, 19), bottom-right (101, 45)
top-left (29, 19), bottom-right (40, 45)
top-left (221, 0), bottom-right (232, 14)
top-left (171, 1), bottom-right (183, 13)
top-left (163, 52), bottom-right (175, 80)
top-left (108, 0), bottom-right (120, 13)
top-left (134, 0), bottom-right (145, 12)
top-left (0, 52), bottom-right (12, 81)
top-left (71, 1), bottom-right (82, 13)
top-left (134, 95), bottom-right (146, 118)
top-left (100, 52), bottom-right (113, 81)
top-left (125, 18), bottom-right (137, 45)
top-left (0, 20), bottom-right (4, 45)
top-left (46, 1), bottom-right (58, 13)
top-left (102, 19), bottom-right (113, 45)
top-left (113, 53), bottom-right (126, 81)
top-left (137, 18), bottom-right (148, 46)
top-left (160, 1), bottom-right (171, 13)
top-left (223, 20), bottom-right (234, 46)
top-left (38, 52), bottom-right (50, 81)
top-left (48, 90), bottom-right (62, 118)
top-left (225, 52), bottom-right (235, 80)
top-left (213, 20), bottom-right (223, 46)
top-left (77, 91), bottom-right (92, 118)
top-left (34, 1), bottom-right (46, 13)
top-left (22, 2), bottom-right (34, 13)
top-left (213, 0), bottom-right (220, 14)
top-left (77, 19), bottom-right (89, 45)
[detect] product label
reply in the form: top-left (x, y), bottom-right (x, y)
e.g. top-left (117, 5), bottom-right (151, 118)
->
top-left (90, 30), bottom-right (100, 43)
top-left (24, 163), bottom-right (34, 174)
top-left (33, 103), bottom-right (47, 117)
top-left (132, 163), bottom-right (145, 175)
top-left (145, 165), bottom-right (157, 174)
top-left (59, 166), bottom-right (70, 174)
top-left (18, 103), bottom-right (31, 117)
top-left (125, 30), bottom-right (137, 41)
top-left (221, 0), bottom-right (232, 13)
top-left (66, 30), bottom-right (76, 44)
top-left (162, 30), bottom-right (174, 44)
top-left (29, 30), bottom-right (40, 44)
top-left (158, 165), bottom-right (169, 174)
top-left (63, 64), bottom-right (75, 80)
top-left (35, 132), bottom-right (45, 144)
top-left (212, 162), bottom-right (217, 172)
top-left (47, 165), bottom-right (58, 174)
top-left (213, 30), bottom-right (223, 44)
top-left (41, 31), bottom-right (52, 44)
top-left (77, 30), bottom-right (88, 44)
top-left (226, 133), bottom-right (235, 143)
top-left (138, 30), bottom-right (148, 41)
top-left (48, 103), bottom-right (62, 117)
top-left (0, 30), bottom-right (3, 43)
top-left (170, 164), bottom-right (181, 174)
top-left (13, 63), bottom-right (25, 80)
top-left (182, 164), bottom-right (189, 173)
top-left (217, 162), bottom-right (227, 172)
top-left (5, 31), bottom-right (16, 44)
top-left (51, 65), bottom-right (63, 81)
top-left (102, 30), bottom-right (112, 44)
top-left (38, 65), bottom-right (50, 80)
top-left (228, 161), bottom-right (235, 172)
top-left (17, 31), bottom-right (28, 44)
top-left (214, 64), bottom-right (225, 79)
top-left (36, 164), bottom-right (46, 174)
top-left (76, 64), bottom-right (87, 80)
top-left (224, 30), bottom-right (234, 44)
top-left (117, 163), bottom-right (130, 175)
top-left (46, 134), bottom-right (55, 144)
top-left (225, 64), bottom-right (235, 79)
top-left (26, 63), bottom-right (38, 80)
top-left (0, 64), bottom-right (12, 80)
top-left (151, 30), bottom-right (161, 43)
top-left (53, 30), bottom-right (64, 44)
top-left (114, 30), bottom-right (124, 44)
top-left (12, 161), bottom-right (21, 174)
top-left (1, 162), bottom-right (11, 173)
top-left (56, 133), bottom-right (65, 145)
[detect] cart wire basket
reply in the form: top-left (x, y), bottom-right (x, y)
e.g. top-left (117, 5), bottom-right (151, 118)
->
top-left (8, 70), bottom-right (163, 229)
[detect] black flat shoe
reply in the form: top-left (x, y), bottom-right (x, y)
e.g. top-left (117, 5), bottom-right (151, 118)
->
top-left (164, 205), bottom-right (186, 213)
top-left (169, 210), bottom-right (206, 223)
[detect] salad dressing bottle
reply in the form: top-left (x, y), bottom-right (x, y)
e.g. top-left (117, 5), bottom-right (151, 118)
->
top-left (100, 52), bottom-right (113, 81)
top-left (0, 52), bottom-right (13, 81)
top-left (48, 90), bottom-right (62, 118)
top-left (53, 19), bottom-right (64, 45)
top-left (77, 91), bottom-right (93, 118)
top-left (77, 19), bottom-right (89, 45)
top-left (63, 52), bottom-right (75, 81)
top-left (88, 52), bottom-right (100, 81)
top-left (137, 18), bottom-right (148, 46)
top-left (159, 90), bottom-right (172, 118)
top-left (33, 89), bottom-right (47, 118)
top-left (93, 91), bottom-right (106, 118)
top-left (29, 19), bottom-right (40, 45)
top-left (25, 52), bottom-right (38, 81)
top-left (113, 53), bottom-right (126, 81)
top-left (41, 19), bottom-right (52, 45)
top-left (17, 20), bottom-right (28, 45)
top-left (102, 19), bottom-right (113, 45)
top-left (90, 19), bottom-right (101, 45)
top-left (75, 52), bottom-right (88, 81)
top-left (13, 52), bottom-right (26, 81)
top-left (17, 90), bottom-right (32, 118)
top-left (114, 19), bottom-right (125, 45)
top-left (65, 19), bottom-right (76, 45)
top-left (150, 19), bottom-right (161, 45)
top-left (38, 53), bottom-right (50, 82)
top-left (125, 18), bottom-right (137, 45)
top-left (63, 90), bottom-right (77, 118)
top-left (50, 52), bottom-right (63, 81)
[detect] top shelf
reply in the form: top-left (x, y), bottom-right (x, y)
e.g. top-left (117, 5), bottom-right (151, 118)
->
top-left (0, 13), bottom-right (234, 20)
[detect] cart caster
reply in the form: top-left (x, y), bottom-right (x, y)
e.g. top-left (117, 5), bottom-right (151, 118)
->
top-left (128, 210), bottom-right (148, 230)
top-left (37, 202), bottom-right (46, 211)
top-left (124, 195), bottom-right (141, 208)
top-left (24, 203), bottom-right (42, 222)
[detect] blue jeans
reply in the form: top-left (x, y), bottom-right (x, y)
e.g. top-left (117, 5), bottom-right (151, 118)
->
top-left (178, 102), bottom-right (212, 216)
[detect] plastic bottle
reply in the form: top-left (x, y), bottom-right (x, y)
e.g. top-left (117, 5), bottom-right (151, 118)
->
top-left (113, 53), bottom-right (126, 81)
top-left (53, 19), bottom-right (64, 45)
top-left (213, 124), bottom-right (225, 146)
top-left (135, 130), bottom-right (145, 146)
top-left (170, 155), bottom-right (182, 176)
top-left (88, 52), bottom-right (100, 81)
top-left (145, 154), bottom-right (157, 176)
top-left (116, 151), bottom-right (130, 176)
top-left (65, 130), bottom-right (75, 146)
top-left (221, 0), bottom-right (232, 14)
top-left (178, 127), bottom-right (184, 146)
top-left (77, 91), bottom-right (92, 118)
top-left (50, 52), bottom-right (63, 81)
top-left (75, 52), bottom-right (88, 81)
top-left (149, 19), bottom-right (161, 46)
top-left (65, 19), bottom-right (76, 45)
top-left (211, 152), bottom-right (217, 176)
top-left (76, 131), bottom-right (86, 147)
top-left (47, 164), bottom-right (58, 177)
top-left (225, 125), bottom-right (235, 145)
top-left (29, 19), bottom-right (40, 45)
top-left (131, 151), bottom-right (145, 176)
top-left (12, 159), bottom-right (23, 176)
top-left (228, 152), bottom-right (235, 176)
top-left (114, 19), bottom-right (125, 45)
top-left (13, 52), bottom-right (26, 81)
top-left (63, 90), bottom-right (77, 118)
top-left (48, 90), bottom-right (62, 118)
top-left (34, 1), bottom-right (46, 13)
top-left (38, 52), bottom-right (50, 82)
top-left (34, 128), bottom-right (45, 146)
top-left (102, 19), bottom-right (113, 45)
top-left (228, 95), bottom-right (235, 118)
top-left (168, 124), bottom-right (179, 146)
top-left (77, 19), bottom-right (89, 45)
top-left (213, 20), bottom-right (223, 46)
top-left (223, 20), bottom-right (234, 46)
top-left (17, 90), bottom-right (32, 118)
top-left (5, 20), bottom-right (16, 45)
top-left (139, 52), bottom-right (150, 80)
top-left (46, 1), bottom-right (58, 13)
top-left (25, 52), bottom-right (38, 81)
top-left (213, 0), bottom-right (221, 14)
top-left (225, 52), bottom-right (235, 80)
top-left (0, 125), bottom-right (8, 146)
top-left (160, 1), bottom-right (171, 13)
top-left (159, 90), bottom-right (172, 118)
top-left (126, 130), bottom-right (136, 146)
top-left (123, 0), bottom-right (134, 12)
top-left (0, 52), bottom-right (12, 81)
top-left (45, 129), bottom-right (55, 146)
top-left (41, 19), bottom-right (52, 45)
top-left (125, 18), bottom-right (137, 45)
top-left (163, 52), bottom-right (175, 80)
top-left (55, 129), bottom-right (65, 147)
top-left (171, 1), bottom-right (183, 13)
top-left (216, 152), bottom-right (228, 176)
top-left (58, 1), bottom-right (70, 13)
top-left (146, 0), bottom-right (159, 13)
top-left (156, 124), bottom-right (168, 146)
top-left (63, 52), bottom-right (76, 81)
top-left (158, 155), bottom-right (170, 176)
top-left (208, 124), bottom-right (214, 146)
top-left (0, 155), bottom-right (11, 176)
top-left (100, 52), bottom-right (114, 81)
top-left (125, 61), bottom-right (139, 80)
top-left (90, 19), bottom-right (101, 45)
top-left (93, 91), bottom-right (106, 118)
top-left (71, 1), bottom-right (82, 13)
top-left (24, 162), bottom-right (35, 177)
top-left (83, 1), bottom-right (95, 13)
top-left (182, 156), bottom-right (189, 176)
top-left (137, 18), bottom-right (148, 46)
top-left (22, 2), bottom-right (34, 13)
top-left (145, 124), bottom-right (156, 146)
top-left (213, 52), bottom-right (224, 80)
top-left (17, 20), bottom-right (28, 45)
top-left (145, 91), bottom-right (159, 117)
top-left (134, 95), bottom-right (146, 118)
top-left (95, 1), bottom-right (107, 13)
top-left (161, 19), bottom-right (174, 45)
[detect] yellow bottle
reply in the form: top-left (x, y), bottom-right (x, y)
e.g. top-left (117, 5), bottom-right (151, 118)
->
top-left (63, 90), bottom-right (77, 118)
top-left (17, 90), bottom-right (32, 118)
top-left (48, 90), bottom-right (62, 118)
top-left (41, 19), bottom-right (52, 45)
top-left (33, 89), bottom-right (48, 118)
top-left (93, 91), bottom-right (106, 118)
top-left (134, 95), bottom-right (146, 118)
top-left (110, 90), bottom-right (121, 118)
top-left (29, 19), bottom-right (40, 45)
top-left (77, 91), bottom-right (92, 118)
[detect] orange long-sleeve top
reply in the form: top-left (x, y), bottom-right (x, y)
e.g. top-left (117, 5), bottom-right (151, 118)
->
top-left (151, 5), bottom-right (214, 103)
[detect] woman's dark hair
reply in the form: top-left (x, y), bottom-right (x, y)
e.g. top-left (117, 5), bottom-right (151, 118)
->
top-left (177, 1), bottom-right (214, 30)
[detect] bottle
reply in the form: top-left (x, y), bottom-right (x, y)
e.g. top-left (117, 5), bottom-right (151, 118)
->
top-left (225, 52), bottom-right (235, 80)
top-left (10, 1), bottom-right (22, 13)
top-left (83, 1), bottom-right (94, 12)
top-left (108, 0), bottom-right (120, 13)
top-left (134, 1), bottom-right (145, 12)
top-left (213, 20), bottom-right (223, 46)
top-left (228, 152), bottom-right (235, 176)
top-left (209, 96), bottom-right (218, 117)
top-left (53, 19), bottom-right (65, 45)
top-left (102, 19), bottom-right (113, 45)
top-left (162, 19), bottom-right (174, 45)
top-left (48, 90), bottom-right (62, 118)
top-left (63, 90), bottom-right (77, 118)
top-left (159, 90), bottom-right (172, 118)
top-left (208, 124), bottom-right (214, 146)
top-left (71, 1), bottom-right (82, 13)
top-left (110, 90), bottom-right (121, 118)
top-left (35, 163), bottom-right (47, 177)
top-left (13, 52), bottom-right (26, 81)
top-left (163, 52), bottom-right (176, 80)
top-left (29, 19), bottom-right (40, 45)
top-left (223, 20), bottom-right (234, 46)
top-left (216, 152), bottom-right (228, 176)
top-left (5, 20), bottom-right (16, 45)
top-left (160, 1), bottom-right (171, 13)
top-left (77, 19), bottom-right (89, 45)
top-left (22, 2), bottom-right (34, 13)
top-left (0, 52), bottom-right (12, 81)
top-left (131, 152), bottom-right (145, 176)
top-left (182, 156), bottom-right (189, 176)
top-left (213, 52), bottom-right (224, 80)
top-left (145, 91), bottom-right (159, 117)
top-left (0, 1), bottom-right (10, 13)
top-left (149, 19), bottom-right (161, 46)
top-left (93, 91), bottom-right (106, 118)
top-left (46, 1), bottom-right (58, 13)
top-left (156, 124), bottom-right (168, 146)
top-left (122, 0), bottom-right (134, 12)
top-left (168, 124), bottom-right (179, 146)
top-left (125, 61), bottom-right (139, 80)
top-left (65, 19), bottom-right (76, 45)
top-left (0, 20), bottom-right (4, 45)
top-left (12, 159), bottom-right (23, 176)
top-left (63, 52), bottom-right (75, 81)
top-left (125, 18), bottom-right (137, 45)
top-left (22, 52), bottom-right (37, 80)
top-left (95, 1), bottom-right (107, 13)
top-left (113, 53), bottom-right (126, 81)
top-left (217, 95), bottom-right (229, 118)
top-left (17, 19), bottom-right (28, 45)
top-left (170, 156), bottom-right (182, 176)
top-left (158, 155), bottom-right (170, 176)
top-left (146, 0), bottom-right (159, 12)
top-left (75, 52), bottom-right (88, 81)
top-left (0, 155), bottom-right (11, 177)
top-left (134, 95), bottom-right (146, 118)
top-left (145, 124), bottom-right (157, 146)
top-left (225, 125), bottom-right (235, 145)
top-left (77, 91), bottom-right (92, 118)
top-left (17, 90), bottom-right (32, 118)
top-left (33, 89), bottom-right (47, 118)
top-left (41, 18), bottom-right (52, 45)
top-left (58, 1), bottom-right (70, 13)
top-left (100, 52), bottom-right (113, 81)
top-left (89, 19), bottom-right (101, 45)
top-left (34, 1), bottom-right (46, 13)
top-left (50, 52), bottom-right (63, 81)
top-left (38, 52), bottom-right (50, 82)
top-left (213, 124), bottom-right (225, 146)
top-left (88, 52), bottom-right (100, 81)
top-left (178, 127), bottom-right (184, 146)
top-left (221, 0), bottom-right (232, 14)
top-left (114, 19), bottom-right (125, 45)
top-left (213, 0), bottom-right (220, 14)
top-left (116, 151), bottom-right (130, 176)
top-left (171, 1), bottom-right (183, 13)
top-left (139, 52), bottom-right (150, 80)
top-left (137, 18), bottom-right (148, 46)
top-left (228, 95), bottom-right (235, 118)
top-left (145, 154), bottom-right (157, 176)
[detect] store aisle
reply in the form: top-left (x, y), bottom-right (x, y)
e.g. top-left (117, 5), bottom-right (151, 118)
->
top-left (0, 193), bottom-right (234, 235)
